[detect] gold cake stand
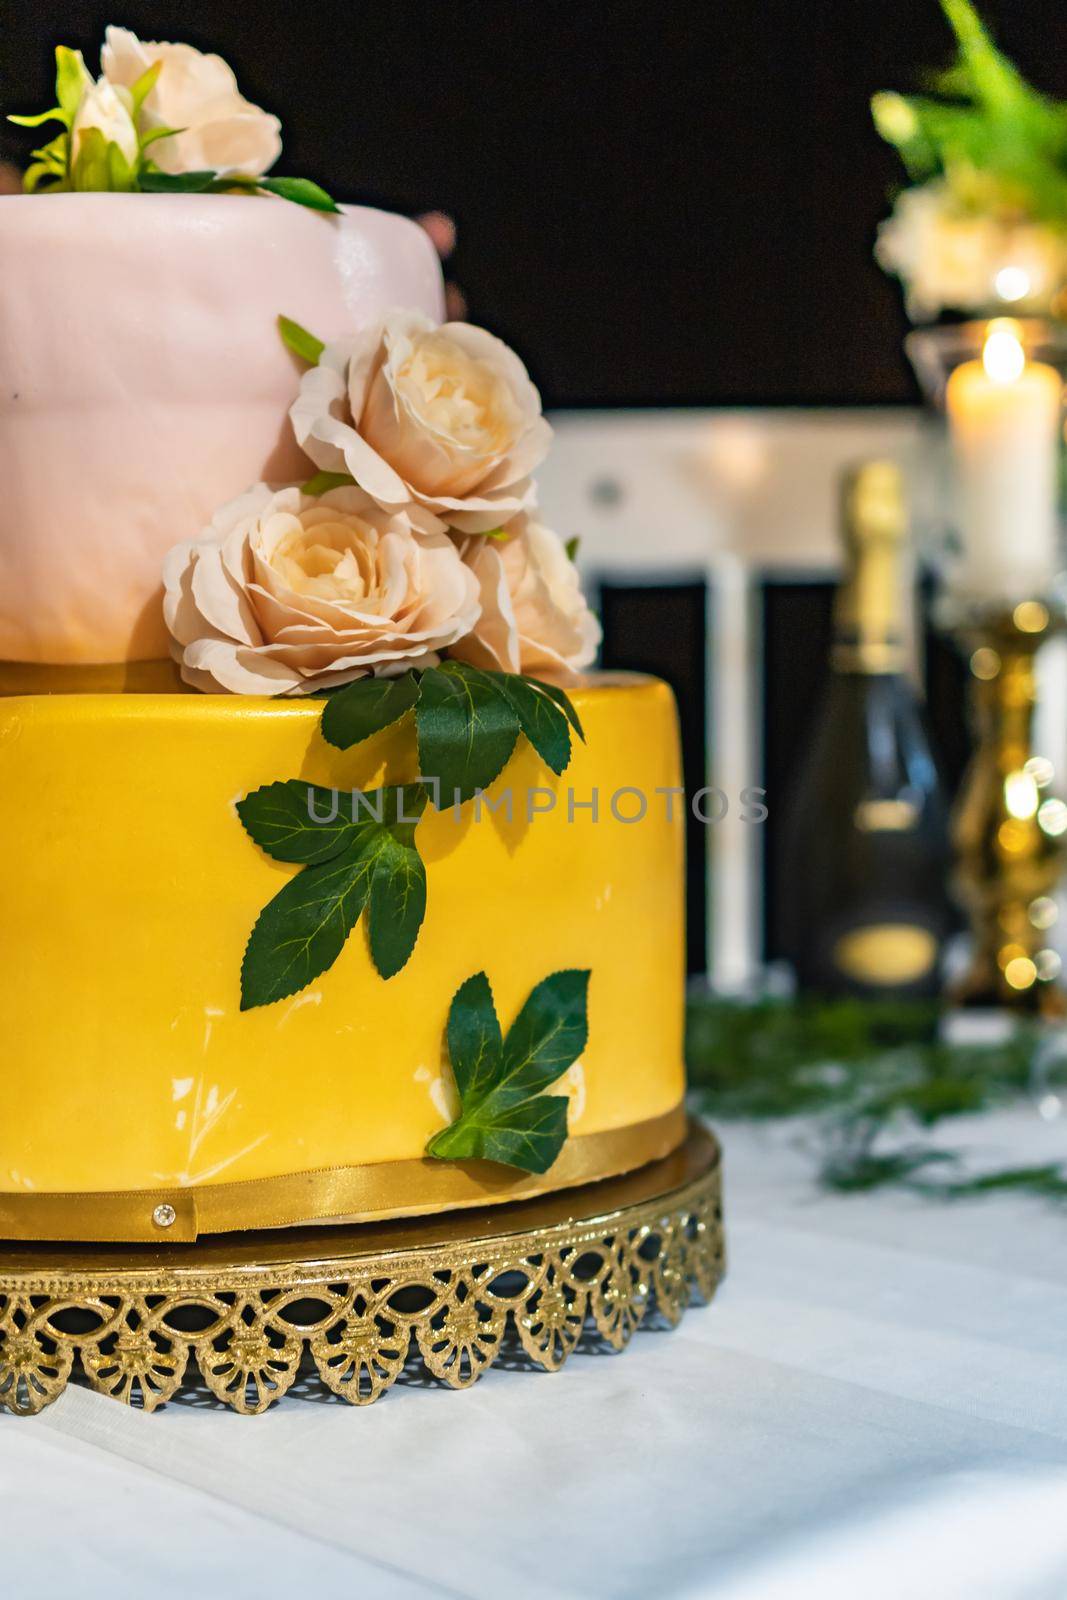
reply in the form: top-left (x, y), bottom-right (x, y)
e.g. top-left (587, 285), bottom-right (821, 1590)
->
top-left (0, 1122), bottom-right (723, 1417)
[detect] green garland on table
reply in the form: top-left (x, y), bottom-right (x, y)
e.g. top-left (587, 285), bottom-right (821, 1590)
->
top-left (685, 993), bottom-right (1067, 1202)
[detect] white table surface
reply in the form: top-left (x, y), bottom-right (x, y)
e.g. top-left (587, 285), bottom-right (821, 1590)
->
top-left (3, 1109), bottom-right (1066, 1600)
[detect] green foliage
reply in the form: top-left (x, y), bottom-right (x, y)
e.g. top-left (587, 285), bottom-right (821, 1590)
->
top-left (427, 969), bottom-right (589, 1172)
top-left (55, 46), bottom-right (90, 121)
top-left (416, 663), bottom-right (522, 804)
top-left (277, 315), bottom-right (326, 365)
top-left (238, 781), bottom-right (427, 1006)
top-left (686, 991), bottom-right (1067, 1202)
top-left (321, 672), bottom-right (421, 750)
top-left (498, 674), bottom-right (572, 776)
top-left (128, 61), bottom-right (163, 121)
top-left (138, 169), bottom-right (219, 193)
top-left (872, 0), bottom-right (1067, 225)
top-left (238, 664), bottom-right (584, 1001)
top-left (8, 46), bottom-right (338, 211)
top-left (322, 662), bottom-right (583, 803)
top-left (258, 176), bottom-right (340, 212)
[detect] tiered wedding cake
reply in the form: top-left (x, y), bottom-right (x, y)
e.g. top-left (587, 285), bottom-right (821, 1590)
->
top-left (0, 29), bottom-right (686, 1242)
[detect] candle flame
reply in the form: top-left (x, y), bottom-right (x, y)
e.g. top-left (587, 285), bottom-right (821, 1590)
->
top-left (982, 320), bottom-right (1026, 385)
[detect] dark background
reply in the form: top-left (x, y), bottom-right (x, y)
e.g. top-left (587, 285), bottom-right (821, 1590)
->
top-left (4, 0), bottom-right (1066, 409)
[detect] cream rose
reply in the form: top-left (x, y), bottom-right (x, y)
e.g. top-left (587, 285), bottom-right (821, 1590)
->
top-left (449, 517), bottom-right (600, 685)
top-left (290, 310), bottom-right (552, 534)
top-left (101, 25), bottom-right (281, 177)
top-left (71, 78), bottom-right (138, 169)
top-left (163, 483), bottom-right (481, 695)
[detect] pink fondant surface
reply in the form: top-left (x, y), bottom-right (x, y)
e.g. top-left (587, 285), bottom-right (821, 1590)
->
top-left (0, 195), bottom-right (445, 663)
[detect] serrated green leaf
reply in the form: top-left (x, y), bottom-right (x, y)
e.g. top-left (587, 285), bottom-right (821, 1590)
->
top-left (277, 314), bottom-right (325, 365)
top-left (258, 176), bottom-right (340, 213)
top-left (498, 969), bottom-right (590, 1102)
top-left (240, 833), bottom-right (379, 1009)
top-left (55, 46), bottom-right (90, 121)
top-left (302, 470), bottom-right (357, 495)
top-left (368, 834), bottom-right (427, 978)
top-left (428, 1093), bottom-right (569, 1173)
top-left (129, 59), bottom-right (163, 121)
top-left (240, 782), bottom-right (427, 1004)
top-left (237, 779), bottom-right (373, 865)
top-left (446, 973), bottom-right (503, 1104)
top-left (426, 968), bottom-right (589, 1172)
top-left (520, 675), bottom-right (585, 741)
top-left (416, 663), bottom-right (520, 806)
top-left (498, 674), bottom-right (571, 776)
top-left (321, 672), bottom-right (421, 751)
top-left (139, 167), bottom-right (218, 193)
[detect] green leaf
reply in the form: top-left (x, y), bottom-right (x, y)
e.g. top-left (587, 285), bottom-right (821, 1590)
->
top-left (429, 1093), bottom-right (569, 1172)
top-left (237, 779), bottom-right (373, 865)
top-left (416, 663), bottom-right (520, 806)
top-left (241, 832), bottom-right (378, 1009)
top-left (240, 782), bottom-right (427, 1005)
top-left (55, 46), bottom-right (90, 122)
top-left (498, 969), bottom-right (590, 1101)
top-left (277, 314), bottom-right (325, 365)
top-left (258, 175), bottom-right (341, 212)
top-left (368, 829), bottom-right (427, 978)
top-left (22, 161), bottom-right (66, 193)
top-left (445, 973), bottom-right (503, 1104)
top-left (139, 168), bottom-right (218, 193)
top-left (426, 968), bottom-right (589, 1173)
top-left (302, 470), bottom-right (357, 495)
top-left (564, 535), bottom-right (581, 562)
top-left (8, 107), bottom-right (66, 129)
top-left (498, 674), bottom-right (571, 776)
top-left (321, 671), bottom-right (421, 751)
top-left (521, 675), bottom-right (585, 742)
top-left (129, 59), bottom-right (163, 121)
top-left (29, 132), bottom-right (68, 167)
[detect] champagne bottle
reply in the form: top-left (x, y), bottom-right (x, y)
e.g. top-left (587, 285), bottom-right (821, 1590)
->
top-left (782, 460), bottom-right (952, 999)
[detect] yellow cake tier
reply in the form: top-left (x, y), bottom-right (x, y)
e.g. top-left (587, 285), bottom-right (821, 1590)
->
top-left (0, 672), bottom-right (686, 1241)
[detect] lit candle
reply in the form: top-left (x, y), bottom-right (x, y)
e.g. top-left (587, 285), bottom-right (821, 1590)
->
top-left (944, 319), bottom-right (1063, 604)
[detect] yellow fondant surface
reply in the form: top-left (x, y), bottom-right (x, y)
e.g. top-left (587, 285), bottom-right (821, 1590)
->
top-left (0, 673), bottom-right (685, 1209)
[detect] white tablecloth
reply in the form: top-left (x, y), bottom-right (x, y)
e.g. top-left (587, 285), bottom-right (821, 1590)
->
top-left (3, 1110), bottom-right (1066, 1600)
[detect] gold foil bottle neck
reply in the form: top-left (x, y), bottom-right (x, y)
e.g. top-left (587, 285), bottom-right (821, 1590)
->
top-left (832, 459), bottom-right (908, 674)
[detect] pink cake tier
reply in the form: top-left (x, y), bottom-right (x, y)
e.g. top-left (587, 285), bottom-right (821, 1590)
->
top-left (0, 195), bottom-right (444, 664)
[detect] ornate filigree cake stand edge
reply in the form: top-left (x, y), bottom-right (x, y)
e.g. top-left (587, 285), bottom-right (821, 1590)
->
top-left (0, 1120), bottom-right (723, 1416)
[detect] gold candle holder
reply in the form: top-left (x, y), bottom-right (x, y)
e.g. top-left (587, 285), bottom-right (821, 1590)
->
top-left (946, 598), bottom-right (1067, 1014)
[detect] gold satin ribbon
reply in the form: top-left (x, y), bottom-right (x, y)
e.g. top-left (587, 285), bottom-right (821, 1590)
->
top-left (0, 1105), bottom-right (688, 1244)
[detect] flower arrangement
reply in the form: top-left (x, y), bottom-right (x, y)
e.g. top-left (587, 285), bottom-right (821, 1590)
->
top-left (160, 305), bottom-right (601, 1102)
top-left (872, 0), bottom-right (1067, 320)
top-left (164, 311), bottom-right (600, 694)
top-left (8, 27), bottom-right (335, 209)
top-left (170, 310), bottom-right (601, 1175)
